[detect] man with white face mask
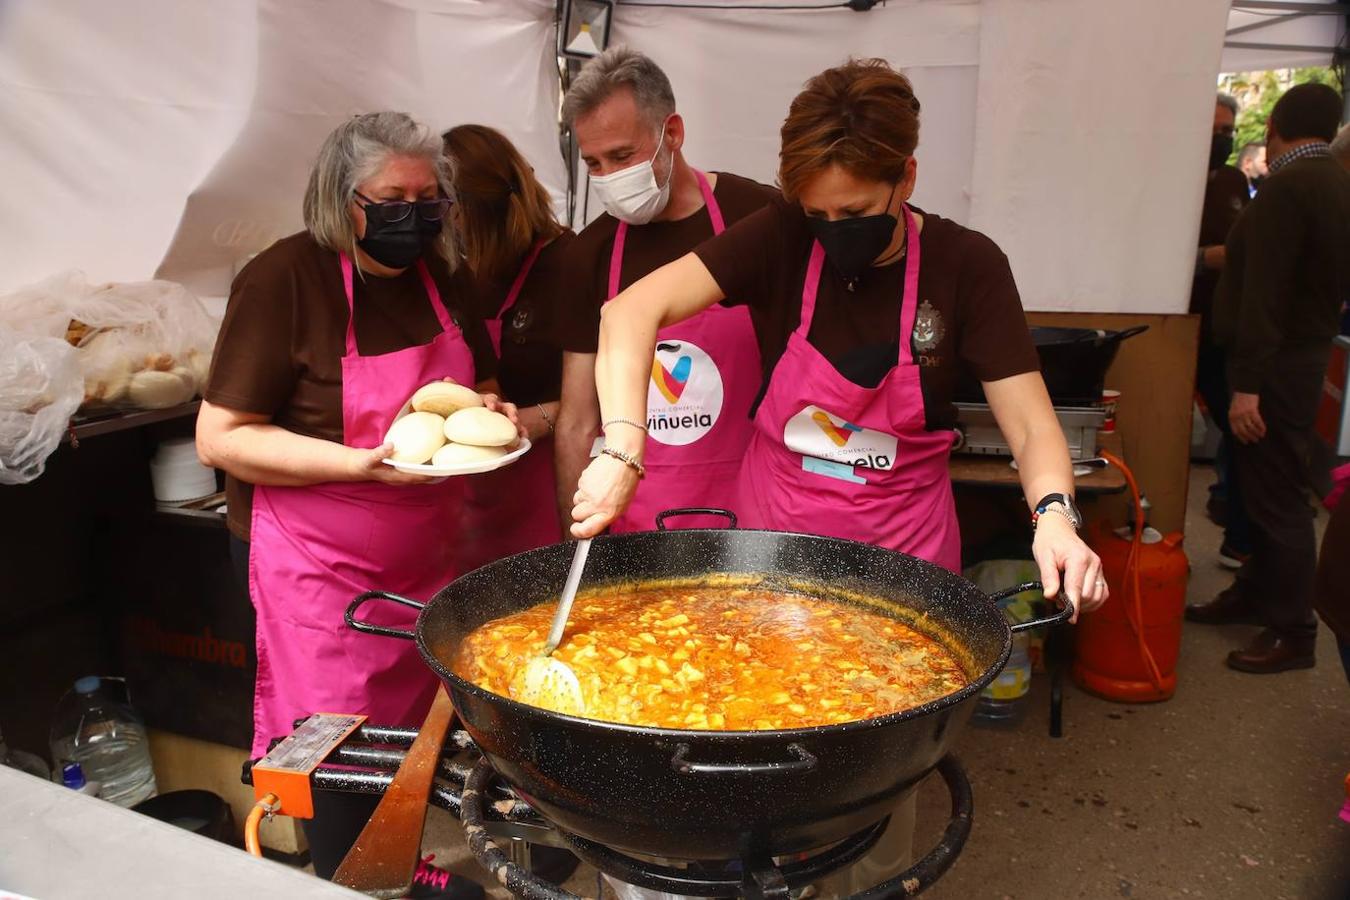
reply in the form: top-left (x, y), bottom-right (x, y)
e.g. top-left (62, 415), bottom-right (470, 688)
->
top-left (555, 47), bottom-right (776, 532)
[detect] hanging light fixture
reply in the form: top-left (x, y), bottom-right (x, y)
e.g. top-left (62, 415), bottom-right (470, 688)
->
top-left (559, 0), bottom-right (613, 59)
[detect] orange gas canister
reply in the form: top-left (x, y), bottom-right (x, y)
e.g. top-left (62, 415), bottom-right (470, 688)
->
top-left (1072, 453), bottom-right (1190, 702)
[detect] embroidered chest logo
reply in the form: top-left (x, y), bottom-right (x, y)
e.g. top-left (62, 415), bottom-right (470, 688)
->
top-left (912, 300), bottom-right (944, 353)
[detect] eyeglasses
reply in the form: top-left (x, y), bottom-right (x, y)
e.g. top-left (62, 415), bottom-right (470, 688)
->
top-left (354, 191), bottom-right (453, 224)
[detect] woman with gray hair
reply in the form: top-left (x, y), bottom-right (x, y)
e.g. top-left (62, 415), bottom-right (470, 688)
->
top-left (197, 111), bottom-right (507, 879)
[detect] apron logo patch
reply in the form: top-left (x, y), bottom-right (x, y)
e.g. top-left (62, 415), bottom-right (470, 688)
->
top-left (812, 410), bottom-right (862, 446)
top-left (785, 405), bottom-right (898, 471)
top-left (646, 340), bottom-right (724, 446)
top-left (913, 300), bottom-right (944, 353)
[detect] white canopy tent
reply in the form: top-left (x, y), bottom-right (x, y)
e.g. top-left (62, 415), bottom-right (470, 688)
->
top-left (1222, 0), bottom-right (1348, 72)
top-left (1, 0), bottom-right (1240, 315)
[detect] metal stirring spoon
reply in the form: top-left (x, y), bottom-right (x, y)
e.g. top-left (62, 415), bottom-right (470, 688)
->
top-left (518, 537), bottom-right (592, 715)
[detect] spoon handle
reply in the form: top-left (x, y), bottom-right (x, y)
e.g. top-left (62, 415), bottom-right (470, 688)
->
top-left (545, 537), bottom-right (592, 654)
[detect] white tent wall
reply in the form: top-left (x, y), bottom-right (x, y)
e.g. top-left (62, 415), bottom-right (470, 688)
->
top-left (0, 0), bottom-right (564, 303)
top-left (591, 1), bottom-right (981, 226)
top-left (1, 0), bottom-right (1233, 314)
top-left (969, 0), bottom-right (1233, 313)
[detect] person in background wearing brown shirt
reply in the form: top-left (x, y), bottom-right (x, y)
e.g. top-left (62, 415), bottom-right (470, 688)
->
top-left (196, 112), bottom-right (509, 881)
top-left (1187, 84), bottom-right (1350, 674)
top-left (1191, 93), bottom-right (1253, 570)
top-left (553, 48), bottom-right (777, 532)
top-left (442, 125), bottom-right (571, 575)
top-left (568, 59), bottom-right (1108, 895)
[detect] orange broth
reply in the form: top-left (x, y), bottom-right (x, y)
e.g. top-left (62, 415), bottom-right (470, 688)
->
top-left (451, 584), bottom-right (968, 730)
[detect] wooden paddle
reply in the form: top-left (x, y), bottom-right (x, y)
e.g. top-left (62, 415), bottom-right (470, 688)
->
top-left (333, 685), bottom-right (456, 897)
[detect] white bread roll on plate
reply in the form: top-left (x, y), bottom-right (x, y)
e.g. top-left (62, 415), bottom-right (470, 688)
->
top-left (385, 411), bottom-right (447, 463)
top-left (410, 381), bottom-right (483, 417)
top-left (443, 407), bottom-right (517, 447)
top-left (432, 442), bottom-right (507, 467)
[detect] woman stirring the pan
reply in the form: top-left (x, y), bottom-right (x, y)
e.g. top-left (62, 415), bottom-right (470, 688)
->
top-left (569, 59), bottom-right (1108, 892)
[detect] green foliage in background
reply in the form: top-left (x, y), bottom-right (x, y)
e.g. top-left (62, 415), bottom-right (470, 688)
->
top-left (1223, 67), bottom-right (1341, 164)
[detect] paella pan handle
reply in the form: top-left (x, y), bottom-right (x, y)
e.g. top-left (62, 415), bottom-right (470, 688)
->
top-left (655, 507), bottom-right (739, 531)
top-left (669, 742), bottom-right (817, 776)
top-left (344, 591), bottom-right (425, 640)
top-left (986, 582), bottom-right (1075, 633)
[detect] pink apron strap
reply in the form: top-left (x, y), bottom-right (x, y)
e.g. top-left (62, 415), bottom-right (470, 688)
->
top-left (799, 241), bottom-right (828, 335)
top-left (607, 223), bottom-right (628, 301)
top-left (796, 204), bottom-right (922, 364)
top-left (340, 252), bottom-right (456, 357)
top-left (504, 239), bottom-right (547, 315)
top-left (694, 170), bottom-right (725, 235)
top-left (606, 170), bottom-right (725, 301)
top-left (895, 204), bottom-right (921, 367)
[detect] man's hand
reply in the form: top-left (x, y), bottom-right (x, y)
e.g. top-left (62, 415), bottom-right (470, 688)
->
top-left (1229, 391), bottom-right (1266, 444)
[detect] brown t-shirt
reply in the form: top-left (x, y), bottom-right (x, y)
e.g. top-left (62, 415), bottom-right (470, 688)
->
top-left (557, 172), bottom-right (779, 353)
top-left (468, 231), bottom-right (574, 406)
top-left (694, 197), bottom-right (1039, 430)
top-left (206, 231), bottom-right (495, 540)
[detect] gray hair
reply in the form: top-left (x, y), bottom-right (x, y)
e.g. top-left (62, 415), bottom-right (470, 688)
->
top-left (303, 112), bottom-right (458, 268)
top-left (1216, 93), bottom-right (1240, 117)
top-left (561, 47), bottom-right (676, 129)
top-left (1331, 123), bottom-right (1350, 168)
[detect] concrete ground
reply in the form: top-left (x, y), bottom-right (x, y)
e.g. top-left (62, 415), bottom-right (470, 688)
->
top-left (419, 463), bottom-right (1350, 899)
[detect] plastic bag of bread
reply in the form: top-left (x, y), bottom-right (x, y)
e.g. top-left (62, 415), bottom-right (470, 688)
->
top-left (0, 270), bottom-right (219, 411)
top-left (0, 325), bottom-right (83, 485)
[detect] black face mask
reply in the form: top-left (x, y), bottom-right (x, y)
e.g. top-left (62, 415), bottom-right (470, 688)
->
top-left (357, 206), bottom-right (441, 270)
top-left (1209, 133), bottom-right (1234, 171)
top-left (804, 185), bottom-right (899, 285)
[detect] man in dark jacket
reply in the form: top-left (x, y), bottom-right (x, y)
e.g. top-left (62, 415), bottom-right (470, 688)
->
top-left (1185, 83), bottom-right (1350, 673)
top-left (1191, 93), bottom-right (1253, 568)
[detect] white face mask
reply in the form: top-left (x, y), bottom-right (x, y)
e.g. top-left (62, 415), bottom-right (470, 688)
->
top-left (589, 120), bottom-right (673, 225)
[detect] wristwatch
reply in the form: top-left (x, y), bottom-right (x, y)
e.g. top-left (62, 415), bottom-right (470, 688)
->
top-left (1032, 493), bottom-right (1082, 530)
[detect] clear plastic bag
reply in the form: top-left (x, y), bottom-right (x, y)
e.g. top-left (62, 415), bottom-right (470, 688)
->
top-left (0, 270), bottom-right (218, 412)
top-left (0, 326), bottom-right (83, 485)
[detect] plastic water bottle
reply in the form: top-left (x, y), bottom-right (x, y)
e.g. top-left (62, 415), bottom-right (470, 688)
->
top-left (49, 676), bottom-right (157, 807)
top-left (971, 632), bottom-right (1032, 726)
top-left (60, 762), bottom-right (102, 797)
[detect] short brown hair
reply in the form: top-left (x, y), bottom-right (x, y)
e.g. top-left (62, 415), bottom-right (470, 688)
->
top-left (778, 59), bottom-right (921, 201)
top-left (1270, 82), bottom-right (1342, 144)
top-left (442, 125), bottom-right (562, 280)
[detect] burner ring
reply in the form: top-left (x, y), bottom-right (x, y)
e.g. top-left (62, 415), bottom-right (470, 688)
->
top-left (459, 755), bottom-right (972, 899)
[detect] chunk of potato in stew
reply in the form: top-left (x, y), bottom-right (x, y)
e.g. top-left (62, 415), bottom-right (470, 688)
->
top-left (451, 585), bottom-right (969, 730)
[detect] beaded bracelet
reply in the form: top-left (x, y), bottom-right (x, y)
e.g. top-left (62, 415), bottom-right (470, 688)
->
top-left (536, 403), bottom-right (555, 433)
top-left (603, 417), bottom-right (648, 433)
top-left (599, 446), bottom-right (646, 479)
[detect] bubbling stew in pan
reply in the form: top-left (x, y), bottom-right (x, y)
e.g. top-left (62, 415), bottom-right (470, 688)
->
top-left (450, 581), bottom-right (969, 730)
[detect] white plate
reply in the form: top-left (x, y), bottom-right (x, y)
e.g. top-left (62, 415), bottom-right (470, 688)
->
top-left (382, 437), bottom-right (531, 477)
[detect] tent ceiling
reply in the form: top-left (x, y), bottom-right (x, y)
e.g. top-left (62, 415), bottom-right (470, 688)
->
top-left (1222, 0), bottom-right (1348, 72)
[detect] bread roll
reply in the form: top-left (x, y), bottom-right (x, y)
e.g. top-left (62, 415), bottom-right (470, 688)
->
top-left (443, 407), bottom-right (517, 447)
top-left (431, 442), bottom-right (508, 467)
top-left (128, 370), bottom-right (195, 409)
top-left (410, 381), bottom-right (482, 417)
top-left (385, 411), bottom-right (447, 464)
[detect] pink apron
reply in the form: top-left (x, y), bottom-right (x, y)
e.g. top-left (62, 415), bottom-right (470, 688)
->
top-left (247, 253), bottom-right (475, 756)
top-left (734, 206), bottom-right (961, 571)
top-left (606, 170), bottom-right (761, 532)
top-left (455, 240), bottom-right (561, 574)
